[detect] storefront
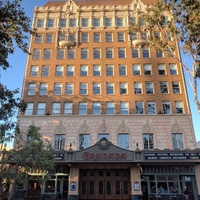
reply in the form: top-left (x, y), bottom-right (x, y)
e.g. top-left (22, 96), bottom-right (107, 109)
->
top-left (15, 138), bottom-right (200, 200)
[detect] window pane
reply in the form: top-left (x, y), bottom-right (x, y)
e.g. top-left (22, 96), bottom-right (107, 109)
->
top-left (135, 102), bottom-right (144, 114)
top-left (120, 102), bottom-right (129, 114)
top-left (93, 65), bottom-right (101, 76)
top-left (66, 65), bottom-right (74, 76)
top-left (143, 134), bottom-right (154, 149)
top-left (147, 102), bottom-right (156, 114)
top-left (25, 103), bottom-right (34, 115)
top-left (79, 102), bottom-right (87, 115)
top-left (172, 133), bottom-right (183, 149)
top-left (133, 64), bottom-right (141, 75)
top-left (118, 134), bottom-right (129, 149)
top-left (106, 102), bottom-right (114, 114)
top-left (93, 102), bottom-right (101, 115)
top-left (79, 134), bottom-right (90, 149)
top-left (64, 102), bottom-right (73, 115)
top-left (52, 103), bottom-right (61, 115)
top-left (37, 103), bottom-right (46, 115)
top-left (160, 82), bottom-right (168, 93)
top-left (54, 134), bottom-right (65, 150)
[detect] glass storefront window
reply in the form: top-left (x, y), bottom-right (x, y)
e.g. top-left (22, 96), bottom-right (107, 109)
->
top-left (44, 180), bottom-right (55, 193)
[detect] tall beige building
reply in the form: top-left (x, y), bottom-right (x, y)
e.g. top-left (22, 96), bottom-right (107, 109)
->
top-left (17, 0), bottom-right (200, 199)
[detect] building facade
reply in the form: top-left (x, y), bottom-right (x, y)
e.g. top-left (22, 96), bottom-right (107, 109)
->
top-left (16, 0), bottom-right (200, 199)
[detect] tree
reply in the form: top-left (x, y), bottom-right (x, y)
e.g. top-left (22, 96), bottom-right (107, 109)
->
top-left (0, 0), bottom-right (34, 145)
top-left (129, 0), bottom-right (200, 112)
top-left (0, 125), bottom-right (55, 200)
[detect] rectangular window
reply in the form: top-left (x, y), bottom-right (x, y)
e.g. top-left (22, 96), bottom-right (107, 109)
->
top-left (79, 102), bottom-right (87, 115)
top-left (116, 18), bottom-right (124, 26)
top-left (119, 65), bottom-right (127, 76)
top-left (118, 134), bottom-right (129, 149)
top-left (28, 83), bottom-right (36, 95)
top-left (69, 19), bottom-right (76, 27)
top-left (66, 65), bottom-right (74, 76)
top-left (120, 102), bottom-right (129, 114)
top-left (42, 66), bottom-right (49, 77)
top-left (106, 33), bottom-right (113, 42)
top-left (163, 101), bottom-right (171, 114)
top-left (165, 31), bottom-right (172, 41)
top-left (80, 65), bottom-right (88, 76)
top-left (64, 102), bottom-right (73, 115)
top-left (82, 18), bottom-right (89, 27)
top-left (93, 102), bottom-right (101, 115)
top-left (25, 103), bottom-right (34, 115)
top-left (81, 48), bottom-right (89, 59)
top-left (118, 48), bottom-right (126, 58)
top-left (56, 65), bottom-right (63, 76)
top-left (135, 102), bottom-right (144, 114)
top-left (158, 64), bottom-right (166, 75)
top-left (172, 133), bottom-right (183, 149)
top-left (54, 83), bottom-right (62, 95)
top-left (175, 101), bottom-right (183, 114)
top-left (80, 83), bottom-right (88, 95)
top-left (160, 82), bottom-right (168, 94)
top-left (106, 65), bottom-right (114, 76)
top-left (57, 49), bottom-right (65, 59)
top-left (93, 48), bottom-right (101, 59)
top-left (82, 33), bottom-right (89, 43)
top-left (33, 49), bottom-right (41, 60)
top-left (132, 48), bottom-right (139, 58)
top-left (172, 82), bottom-right (180, 94)
top-left (69, 33), bottom-right (76, 41)
top-left (93, 18), bottom-right (100, 27)
top-left (106, 83), bottom-right (114, 95)
top-left (139, 18), bottom-right (146, 26)
top-left (105, 18), bottom-right (112, 26)
top-left (79, 134), bottom-right (90, 149)
top-left (146, 82), bottom-right (154, 94)
top-left (133, 64), bottom-right (141, 75)
top-left (46, 34), bottom-right (53, 43)
top-left (47, 19), bottom-right (54, 28)
top-left (147, 101), bottom-right (156, 114)
top-left (144, 64), bottom-right (152, 75)
top-left (68, 49), bottom-right (75, 59)
top-left (52, 103), bottom-right (61, 115)
top-left (170, 64), bottom-right (178, 75)
top-left (30, 66), bottom-right (38, 77)
top-left (93, 83), bottom-right (101, 95)
top-left (37, 19), bottom-right (44, 28)
top-left (54, 134), bottom-right (65, 150)
top-left (134, 82), bottom-right (142, 94)
top-left (59, 33), bottom-right (66, 41)
top-left (142, 48), bottom-right (150, 58)
top-left (93, 65), bottom-right (101, 76)
top-left (120, 82), bottom-right (128, 94)
top-left (94, 33), bottom-right (101, 42)
top-left (35, 34), bottom-right (42, 43)
top-left (106, 48), bottom-right (113, 58)
top-left (106, 102), bottom-right (115, 114)
top-left (129, 17), bottom-right (136, 25)
top-left (156, 50), bottom-right (164, 58)
top-left (65, 83), bottom-right (74, 95)
top-left (154, 31), bottom-right (161, 39)
top-left (143, 134), bottom-right (154, 149)
top-left (37, 103), bottom-right (46, 115)
top-left (60, 19), bottom-right (67, 27)
top-left (118, 32), bottom-right (125, 42)
top-left (44, 49), bottom-right (51, 59)
top-left (39, 83), bottom-right (48, 95)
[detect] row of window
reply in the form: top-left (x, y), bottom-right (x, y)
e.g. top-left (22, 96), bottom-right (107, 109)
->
top-left (25, 101), bottom-right (184, 116)
top-left (35, 31), bottom-right (173, 44)
top-left (52, 132), bottom-right (183, 150)
top-left (27, 81), bottom-right (181, 96)
top-left (30, 63), bottom-right (179, 77)
top-left (32, 47), bottom-right (173, 60)
top-left (36, 17), bottom-right (148, 28)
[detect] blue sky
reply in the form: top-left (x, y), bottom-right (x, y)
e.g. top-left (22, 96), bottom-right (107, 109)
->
top-left (1, 0), bottom-right (199, 144)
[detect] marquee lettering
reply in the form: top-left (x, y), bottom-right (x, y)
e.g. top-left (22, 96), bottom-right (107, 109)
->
top-left (82, 152), bottom-right (127, 161)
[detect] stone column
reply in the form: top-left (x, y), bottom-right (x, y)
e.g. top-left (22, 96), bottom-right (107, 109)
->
top-left (130, 166), bottom-right (143, 200)
top-left (67, 166), bottom-right (79, 200)
top-left (195, 164), bottom-right (200, 200)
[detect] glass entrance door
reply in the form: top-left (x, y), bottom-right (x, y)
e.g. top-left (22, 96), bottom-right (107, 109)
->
top-left (79, 169), bottom-right (130, 200)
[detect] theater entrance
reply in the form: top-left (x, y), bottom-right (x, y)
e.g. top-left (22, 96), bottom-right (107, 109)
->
top-left (79, 169), bottom-right (130, 200)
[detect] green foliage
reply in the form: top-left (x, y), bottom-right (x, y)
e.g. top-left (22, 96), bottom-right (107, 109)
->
top-left (0, 125), bottom-right (54, 200)
top-left (0, 0), bottom-right (34, 70)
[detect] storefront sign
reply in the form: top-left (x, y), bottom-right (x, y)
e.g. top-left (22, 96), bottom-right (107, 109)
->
top-left (53, 153), bottom-right (64, 160)
top-left (144, 153), bottom-right (200, 160)
top-left (82, 152), bottom-right (127, 161)
top-left (134, 181), bottom-right (140, 191)
top-left (70, 182), bottom-right (76, 191)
